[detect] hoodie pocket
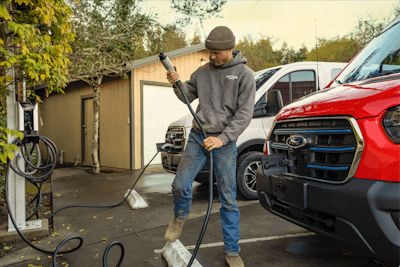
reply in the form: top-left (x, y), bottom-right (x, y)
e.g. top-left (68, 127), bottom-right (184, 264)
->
top-left (201, 109), bottom-right (228, 133)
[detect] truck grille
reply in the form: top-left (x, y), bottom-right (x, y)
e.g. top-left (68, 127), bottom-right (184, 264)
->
top-left (269, 116), bottom-right (364, 184)
top-left (165, 126), bottom-right (186, 152)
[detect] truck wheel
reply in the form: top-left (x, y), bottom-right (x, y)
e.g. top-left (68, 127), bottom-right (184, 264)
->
top-left (236, 151), bottom-right (263, 200)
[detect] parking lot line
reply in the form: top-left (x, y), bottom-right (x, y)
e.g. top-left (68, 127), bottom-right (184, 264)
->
top-left (154, 232), bottom-right (316, 253)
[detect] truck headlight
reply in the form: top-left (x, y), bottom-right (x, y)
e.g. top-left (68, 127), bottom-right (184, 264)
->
top-left (382, 105), bottom-right (400, 144)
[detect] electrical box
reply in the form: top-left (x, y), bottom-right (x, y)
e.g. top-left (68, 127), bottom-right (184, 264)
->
top-left (18, 102), bottom-right (38, 133)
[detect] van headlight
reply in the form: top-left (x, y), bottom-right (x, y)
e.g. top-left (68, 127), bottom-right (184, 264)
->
top-left (382, 105), bottom-right (400, 144)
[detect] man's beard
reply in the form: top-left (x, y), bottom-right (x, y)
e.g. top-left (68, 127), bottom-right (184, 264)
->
top-left (212, 59), bottom-right (227, 66)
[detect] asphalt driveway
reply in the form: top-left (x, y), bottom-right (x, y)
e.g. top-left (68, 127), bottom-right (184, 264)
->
top-left (0, 165), bottom-right (395, 267)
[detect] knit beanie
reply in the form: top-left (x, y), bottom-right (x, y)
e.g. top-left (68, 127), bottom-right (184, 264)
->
top-left (205, 26), bottom-right (235, 51)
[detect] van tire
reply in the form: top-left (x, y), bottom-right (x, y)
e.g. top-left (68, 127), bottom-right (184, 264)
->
top-left (236, 151), bottom-right (263, 200)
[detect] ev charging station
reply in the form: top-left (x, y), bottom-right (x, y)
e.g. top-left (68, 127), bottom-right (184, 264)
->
top-left (5, 78), bottom-right (46, 234)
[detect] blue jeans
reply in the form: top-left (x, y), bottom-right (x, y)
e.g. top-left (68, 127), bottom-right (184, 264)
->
top-left (172, 128), bottom-right (240, 255)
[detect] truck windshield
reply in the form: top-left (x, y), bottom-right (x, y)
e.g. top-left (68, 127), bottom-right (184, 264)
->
top-left (254, 67), bottom-right (281, 91)
top-left (336, 18), bottom-right (400, 84)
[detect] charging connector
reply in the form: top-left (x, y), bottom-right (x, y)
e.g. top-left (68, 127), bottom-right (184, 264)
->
top-left (157, 142), bottom-right (174, 152)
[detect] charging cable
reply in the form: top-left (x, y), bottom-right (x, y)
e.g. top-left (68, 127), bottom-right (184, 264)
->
top-left (5, 52), bottom-right (213, 267)
top-left (159, 53), bottom-right (214, 267)
top-left (5, 135), bottom-right (172, 267)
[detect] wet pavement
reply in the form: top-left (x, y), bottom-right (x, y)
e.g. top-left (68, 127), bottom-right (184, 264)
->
top-left (0, 165), bottom-right (396, 267)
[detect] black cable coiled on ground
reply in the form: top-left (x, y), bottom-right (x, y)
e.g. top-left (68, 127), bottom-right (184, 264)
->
top-left (5, 134), bottom-right (161, 266)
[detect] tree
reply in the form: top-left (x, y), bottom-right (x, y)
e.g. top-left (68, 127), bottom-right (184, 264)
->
top-left (352, 3), bottom-right (400, 49)
top-left (306, 35), bottom-right (360, 63)
top-left (305, 3), bottom-right (400, 64)
top-left (0, 1), bottom-right (74, 97)
top-left (278, 41), bottom-right (308, 64)
top-left (394, 1), bottom-right (400, 17)
top-left (170, 0), bottom-right (227, 28)
top-left (353, 17), bottom-right (386, 47)
top-left (162, 24), bottom-right (187, 52)
top-left (236, 35), bottom-right (281, 72)
top-left (0, 0), bottom-right (74, 192)
top-left (134, 37), bottom-right (147, 60)
top-left (146, 23), bottom-right (188, 55)
top-left (279, 41), bottom-right (289, 64)
top-left (290, 43), bottom-right (308, 62)
top-left (190, 29), bottom-right (202, 46)
top-left (68, 0), bottom-right (157, 174)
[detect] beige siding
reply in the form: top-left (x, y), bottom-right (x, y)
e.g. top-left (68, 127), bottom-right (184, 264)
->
top-left (39, 76), bottom-right (130, 169)
top-left (133, 50), bottom-right (208, 169)
top-left (99, 77), bottom-right (130, 169)
top-left (39, 81), bottom-right (91, 164)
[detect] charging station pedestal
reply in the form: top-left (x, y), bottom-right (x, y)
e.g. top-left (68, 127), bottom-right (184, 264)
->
top-left (6, 91), bottom-right (27, 231)
top-left (1, 89), bottom-right (49, 241)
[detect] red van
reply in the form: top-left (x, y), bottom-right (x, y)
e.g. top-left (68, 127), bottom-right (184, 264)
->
top-left (257, 15), bottom-right (400, 266)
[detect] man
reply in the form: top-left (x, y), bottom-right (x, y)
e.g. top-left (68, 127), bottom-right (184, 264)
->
top-left (165, 26), bottom-right (255, 267)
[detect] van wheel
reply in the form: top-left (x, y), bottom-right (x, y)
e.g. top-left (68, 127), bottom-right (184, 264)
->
top-left (236, 151), bottom-right (263, 200)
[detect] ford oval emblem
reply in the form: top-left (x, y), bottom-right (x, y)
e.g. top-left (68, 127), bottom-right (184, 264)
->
top-left (286, 134), bottom-right (308, 149)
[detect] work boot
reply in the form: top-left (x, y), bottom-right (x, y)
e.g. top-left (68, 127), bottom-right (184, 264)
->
top-left (225, 254), bottom-right (245, 267)
top-left (164, 217), bottom-right (187, 242)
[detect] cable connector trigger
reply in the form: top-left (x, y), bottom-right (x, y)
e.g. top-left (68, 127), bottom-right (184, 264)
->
top-left (156, 143), bottom-right (174, 152)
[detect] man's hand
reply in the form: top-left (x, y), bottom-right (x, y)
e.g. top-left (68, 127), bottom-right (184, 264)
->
top-left (203, 137), bottom-right (223, 151)
top-left (166, 66), bottom-right (179, 86)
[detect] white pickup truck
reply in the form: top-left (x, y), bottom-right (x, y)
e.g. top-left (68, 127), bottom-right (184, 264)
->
top-left (161, 61), bottom-right (348, 199)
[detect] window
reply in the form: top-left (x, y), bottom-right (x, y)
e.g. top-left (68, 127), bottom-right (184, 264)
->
top-left (271, 74), bottom-right (290, 105)
top-left (252, 68), bottom-right (282, 118)
top-left (254, 68), bottom-right (281, 91)
top-left (291, 71), bottom-right (316, 102)
top-left (253, 93), bottom-right (267, 118)
top-left (336, 20), bottom-right (400, 84)
top-left (271, 70), bottom-right (316, 106)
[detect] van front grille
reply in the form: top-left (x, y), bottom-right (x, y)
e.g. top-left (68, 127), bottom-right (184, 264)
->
top-left (269, 116), bottom-right (364, 184)
top-left (165, 126), bottom-right (185, 152)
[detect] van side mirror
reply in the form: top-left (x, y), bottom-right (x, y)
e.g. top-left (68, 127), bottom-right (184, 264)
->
top-left (265, 90), bottom-right (284, 116)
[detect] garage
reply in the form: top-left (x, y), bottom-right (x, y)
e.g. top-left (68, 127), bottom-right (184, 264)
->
top-left (142, 82), bottom-right (198, 165)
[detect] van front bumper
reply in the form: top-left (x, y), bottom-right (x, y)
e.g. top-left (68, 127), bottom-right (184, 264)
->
top-left (257, 169), bottom-right (400, 266)
top-left (161, 151), bottom-right (184, 174)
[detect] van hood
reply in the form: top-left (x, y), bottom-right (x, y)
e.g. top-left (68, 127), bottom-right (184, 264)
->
top-left (168, 113), bottom-right (193, 128)
top-left (277, 74), bottom-right (400, 121)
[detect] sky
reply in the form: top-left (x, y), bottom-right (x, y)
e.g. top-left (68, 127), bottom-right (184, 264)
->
top-left (140, 0), bottom-right (398, 51)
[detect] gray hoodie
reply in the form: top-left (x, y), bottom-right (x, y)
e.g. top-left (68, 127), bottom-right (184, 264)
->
top-left (173, 50), bottom-right (256, 145)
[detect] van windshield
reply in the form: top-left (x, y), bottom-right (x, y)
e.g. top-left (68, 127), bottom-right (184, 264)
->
top-left (254, 68), bottom-right (281, 91)
top-left (335, 19), bottom-right (400, 84)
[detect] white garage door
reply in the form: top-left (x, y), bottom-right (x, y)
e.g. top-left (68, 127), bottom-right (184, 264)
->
top-left (143, 84), bottom-right (198, 165)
